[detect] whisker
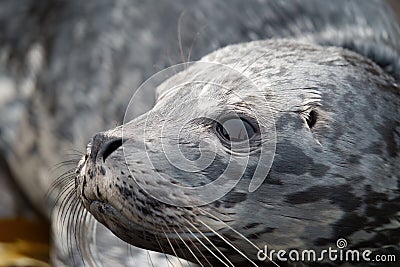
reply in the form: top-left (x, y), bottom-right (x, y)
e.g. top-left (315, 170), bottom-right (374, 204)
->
top-left (53, 170), bottom-right (76, 187)
top-left (164, 224), bottom-right (193, 267)
top-left (90, 219), bottom-right (101, 266)
top-left (147, 250), bottom-right (155, 267)
top-left (51, 178), bottom-right (75, 206)
top-left (82, 213), bottom-right (98, 267)
top-left (173, 229), bottom-right (203, 267)
top-left (177, 224), bottom-right (213, 267)
top-left (51, 159), bottom-right (80, 168)
top-left (51, 150), bottom-right (93, 266)
top-left (49, 168), bottom-right (75, 187)
top-left (59, 185), bottom-right (77, 230)
top-left (162, 226), bottom-right (183, 267)
top-left (183, 225), bottom-right (230, 267)
top-left (56, 184), bottom-right (75, 234)
top-left (198, 209), bottom-right (259, 250)
top-left (127, 243), bottom-right (134, 264)
top-left (59, 185), bottom-right (81, 264)
top-left (149, 218), bottom-right (175, 267)
top-left (68, 148), bottom-right (85, 155)
top-left (184, 219), bottom-right (234, 267)
top-left (198, 209), bottom-right (280, 267)
top-left (79, 207), bottom-right (96, 267)
top-left (64, 196), bottom-right (81, 266)
top-left (197, 218), bottom-right (259, 267)
top-left (46, 167), bottom-right (77, 206)
top-left (71, 201), bottom-right (85, 264)
top-left (76, 205), bottom-right (87, 264)
top-left (177, 10), bottom-right (187, 69)
top-left (186, 24), bottom-right (208, 64)
top-left (50, 180), bottom-right (75, 203)
top-left (164, 224), bottom-right (191, 267)
top-left (48, 157), bottom-right (80, 177)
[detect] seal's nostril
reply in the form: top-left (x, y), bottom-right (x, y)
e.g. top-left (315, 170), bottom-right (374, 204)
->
top-left (101, 138), bottom-right (123, 162)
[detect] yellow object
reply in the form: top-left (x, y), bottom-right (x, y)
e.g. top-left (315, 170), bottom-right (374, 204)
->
top-left (0, 219), bottom-right (50, 267)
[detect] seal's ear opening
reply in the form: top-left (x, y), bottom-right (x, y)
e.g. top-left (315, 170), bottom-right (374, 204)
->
top-left (306, 109), bottom-right (318, 129)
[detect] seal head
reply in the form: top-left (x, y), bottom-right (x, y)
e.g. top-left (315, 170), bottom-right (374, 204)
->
top-left (76, 40), bottom-right (400, 265)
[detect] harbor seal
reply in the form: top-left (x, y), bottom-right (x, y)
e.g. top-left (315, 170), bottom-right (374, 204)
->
top-left (74, 39), bottom-right (400, 266)
top-left (0, 0), bottom-right (399, 266)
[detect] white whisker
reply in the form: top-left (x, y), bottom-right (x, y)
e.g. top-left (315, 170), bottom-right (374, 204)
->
top-left (198, 208), bottom-right (280, 267)
top-left (183, 221), bottom-right (232, 267)
top-left (177, 224), bottom-right (213, 267)
top-left (198, 218), bottom-right (259, 267)
top-left (162, 226), bottom-right (182, 267)
top-left (150, 217), bottom-right (176, 267)
top-left (147, 250), bottom-right (155, 267)
top-left (173, 229), bottom-right (201, 267)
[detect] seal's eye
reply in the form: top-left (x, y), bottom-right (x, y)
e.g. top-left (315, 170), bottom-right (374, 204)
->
top-left (216, 118), bottom-right (256, 142)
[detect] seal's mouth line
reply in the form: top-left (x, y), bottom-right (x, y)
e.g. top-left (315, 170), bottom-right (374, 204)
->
top-left (89, 200), bottom-right (208, 240)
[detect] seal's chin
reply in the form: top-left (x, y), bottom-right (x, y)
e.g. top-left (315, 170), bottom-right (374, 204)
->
top-left (89, 201), bottom-right (145, 232)
top-left (87, 200), bottom-right (207, 256)
top-left (88, 201), bottom-right (164, 250)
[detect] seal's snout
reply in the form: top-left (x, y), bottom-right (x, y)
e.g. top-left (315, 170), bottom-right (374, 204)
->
top-left (89, 133), bottom-right (123, 162)
top-left (76, 131), bottom-right (126, 212)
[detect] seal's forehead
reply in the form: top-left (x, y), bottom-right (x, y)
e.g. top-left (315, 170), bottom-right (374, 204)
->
top-left (154, 61), bottom-right (258, 113)
top-left (206, 40), bottom-right (396, 108)
top-left (154, 66), bottom-right (270, 119)
top-left (155, 39), bottom-right (396, 116)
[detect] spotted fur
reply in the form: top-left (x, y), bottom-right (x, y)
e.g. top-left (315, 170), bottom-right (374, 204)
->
top-left (77, 40), bottom-right (400, 266)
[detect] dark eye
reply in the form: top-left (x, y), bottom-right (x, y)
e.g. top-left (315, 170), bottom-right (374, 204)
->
top-left (216, 118), bottom-right (256, 142)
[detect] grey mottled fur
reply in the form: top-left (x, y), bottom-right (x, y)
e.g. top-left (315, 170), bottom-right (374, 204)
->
top-left (78, 40), bottom-right (400, 266)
